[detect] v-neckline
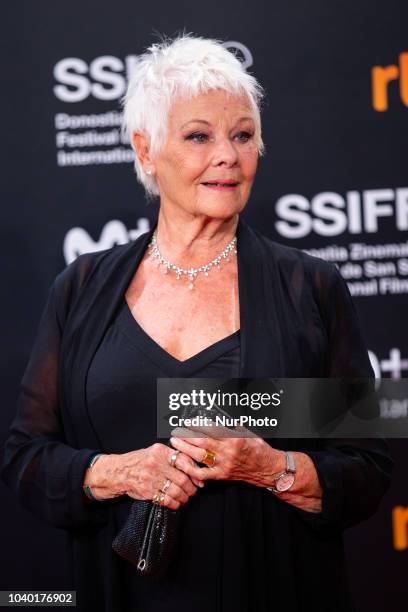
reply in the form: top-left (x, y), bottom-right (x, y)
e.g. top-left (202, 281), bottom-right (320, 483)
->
top-left (119, 299), bottom-right (240, 376)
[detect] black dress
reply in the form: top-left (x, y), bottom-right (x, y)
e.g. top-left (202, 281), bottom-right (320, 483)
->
top-left (87, 299), bottom-right (242, 612)
top-left (1, 218), bottom-right (393, 612)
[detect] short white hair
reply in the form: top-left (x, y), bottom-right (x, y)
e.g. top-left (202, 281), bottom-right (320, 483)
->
top-left (122, 33), bottom-right (265, 197)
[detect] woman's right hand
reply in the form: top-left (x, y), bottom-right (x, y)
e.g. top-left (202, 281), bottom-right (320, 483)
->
top-left (83, 443), bottom-right (205, 510)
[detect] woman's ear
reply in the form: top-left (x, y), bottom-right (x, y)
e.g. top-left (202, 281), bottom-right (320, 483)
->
top-left (132, 132), bottom-right (155, 175)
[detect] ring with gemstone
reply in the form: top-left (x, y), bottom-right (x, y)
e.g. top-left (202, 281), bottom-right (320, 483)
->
top-left (201, 449), bottom-right (216, 466)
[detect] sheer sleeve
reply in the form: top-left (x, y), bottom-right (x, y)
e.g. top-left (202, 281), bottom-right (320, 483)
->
top-left (1, 275), bottom-right (109, 530)
top-left (302, 263), bottom-right (393, 530)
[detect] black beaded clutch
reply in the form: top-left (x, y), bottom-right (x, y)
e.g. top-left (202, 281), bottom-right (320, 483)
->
top-left (112, 395), bottom-right (242, 577)
top-left (112, 497), bottom-right (181, 579)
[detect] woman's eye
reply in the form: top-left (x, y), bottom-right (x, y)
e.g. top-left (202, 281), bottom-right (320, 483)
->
top-left (235, 131), bottom-right (253, 142)
top-left (185, 131), bottom-right (253, 144)
top-left (186, 132), bottom-right (208, 143)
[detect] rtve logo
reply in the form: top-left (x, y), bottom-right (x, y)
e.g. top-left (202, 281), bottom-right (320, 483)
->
top-left (392, 506), bottom-right (408, 551)
top-left (372, 52), bottom-right (408, 111)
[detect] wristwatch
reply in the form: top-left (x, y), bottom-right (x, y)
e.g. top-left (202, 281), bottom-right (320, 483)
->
top-left (267, 451), bottom-right (296, 494)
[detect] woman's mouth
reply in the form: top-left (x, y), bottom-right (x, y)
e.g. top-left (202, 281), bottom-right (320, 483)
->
top-left (201, 181), bottom-right (239, 191)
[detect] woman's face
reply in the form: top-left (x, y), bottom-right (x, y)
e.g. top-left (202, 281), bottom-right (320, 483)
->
top-left (150, 89), bottom-right (259, 219)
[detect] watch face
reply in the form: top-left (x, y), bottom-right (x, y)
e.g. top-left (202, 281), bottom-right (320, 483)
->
top-left (276, 473), bottom-right (295, 492)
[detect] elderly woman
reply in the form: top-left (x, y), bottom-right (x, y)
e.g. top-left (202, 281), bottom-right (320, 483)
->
top-left (2, 35), bottom-right (392, 612)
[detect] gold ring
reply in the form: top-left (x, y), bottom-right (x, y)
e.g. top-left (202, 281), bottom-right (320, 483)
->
top-left (152, 491), bottom-right (161, 505)
top-left (201, 449), bottom-right (216, 466)
top-left (152, 490), bottom-right (166, 506)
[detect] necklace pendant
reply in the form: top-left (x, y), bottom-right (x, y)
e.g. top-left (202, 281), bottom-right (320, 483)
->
top-left (188, 282), bottom-right (194, 290)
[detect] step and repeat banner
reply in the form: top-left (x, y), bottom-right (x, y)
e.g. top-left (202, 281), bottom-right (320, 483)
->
top-left (2, 2), bottom-right (407, 611)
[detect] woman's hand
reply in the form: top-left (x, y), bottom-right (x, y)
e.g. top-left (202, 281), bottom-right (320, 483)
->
top-left (169, 433), bottom-right (285, 487)
top-left (169, 433), bottom-right (323, 513)
top-left (83, 443), bottom-right (206, 510)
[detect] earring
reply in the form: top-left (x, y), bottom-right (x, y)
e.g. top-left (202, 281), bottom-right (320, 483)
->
top-left (146, 169), bottom-right (152, 175)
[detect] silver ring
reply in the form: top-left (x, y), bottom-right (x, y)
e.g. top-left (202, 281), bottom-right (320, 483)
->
top-left (161, 479), bottom-right (171, 493)
top-left (170, 450), bottom-right (180, 467)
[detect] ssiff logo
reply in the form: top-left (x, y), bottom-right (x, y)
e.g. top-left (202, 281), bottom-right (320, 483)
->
top-left (372, 52), bottom-right (408, 111)
top-left (392, 506), bottom-right (408, 551)
top-left (53, 43), bottom-right (253, 103)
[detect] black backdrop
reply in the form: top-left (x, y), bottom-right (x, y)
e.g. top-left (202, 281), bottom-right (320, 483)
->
top-left (1, 2), bottom-right (407, 610)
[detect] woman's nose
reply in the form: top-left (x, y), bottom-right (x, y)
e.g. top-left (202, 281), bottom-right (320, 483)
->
top-left (211, 137), bottom-right (239, 166)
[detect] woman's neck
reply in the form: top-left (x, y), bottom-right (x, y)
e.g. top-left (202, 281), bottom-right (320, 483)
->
top-left (154, 208), bottom-right (239, 267)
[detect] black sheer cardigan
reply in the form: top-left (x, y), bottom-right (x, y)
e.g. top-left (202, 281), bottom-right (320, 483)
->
top-left (1, 217), bottom-right (393, 611)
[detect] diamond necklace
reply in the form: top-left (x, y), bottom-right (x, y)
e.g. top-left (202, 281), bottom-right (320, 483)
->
top-left (148, 230), bottom-right (237, 290)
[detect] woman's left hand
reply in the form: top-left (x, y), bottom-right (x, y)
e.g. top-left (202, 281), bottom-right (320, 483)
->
top-left (169, 429), bottom-right (323, 513)
top-left (169, 430), bottom-right (286, 489)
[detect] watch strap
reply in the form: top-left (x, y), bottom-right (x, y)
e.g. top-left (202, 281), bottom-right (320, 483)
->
top-left (286, 451), bottom-right (296, 473)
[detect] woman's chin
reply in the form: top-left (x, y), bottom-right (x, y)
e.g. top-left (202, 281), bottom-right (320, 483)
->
top-left (194, 199), bottom-right (247, 219)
